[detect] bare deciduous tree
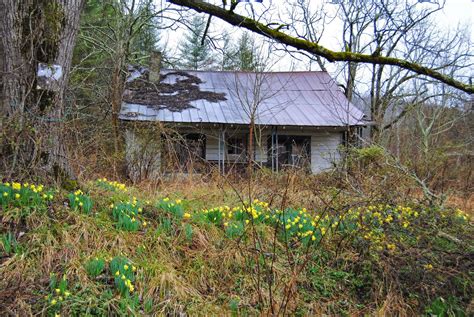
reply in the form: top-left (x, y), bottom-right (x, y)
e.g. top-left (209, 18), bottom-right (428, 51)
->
top-left (279, 0), bottom-right (473, 140)
top-left (167, 0), bottom-right (473, 96)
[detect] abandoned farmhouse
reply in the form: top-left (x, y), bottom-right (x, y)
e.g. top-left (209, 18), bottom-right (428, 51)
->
top-left (119, 58), bottom-right (366, 180)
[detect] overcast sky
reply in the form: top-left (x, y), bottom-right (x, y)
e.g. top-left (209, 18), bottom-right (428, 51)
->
top-left (158, 0), bottom-right (473, 72)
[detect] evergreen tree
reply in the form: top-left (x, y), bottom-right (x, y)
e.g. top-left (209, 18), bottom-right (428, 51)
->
top-left (216, 31), bottom-right (259, 71)
top-left (178, 16), bottom-right (215, 70)
top-left (220, 31), bottom-right (238, 70)
top-left (236, 32), bottom-right (258, 71)
top-left (130, 0), bottom-right (161, 62)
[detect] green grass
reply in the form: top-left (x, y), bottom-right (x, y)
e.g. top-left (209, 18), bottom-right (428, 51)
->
top-left (0, 179), bottom-right (472, 316)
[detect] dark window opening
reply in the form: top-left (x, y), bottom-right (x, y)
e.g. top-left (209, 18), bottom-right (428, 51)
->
top-left (225, 135), bottom-right (248, 163)
top-left (182, 134), bottom-right (206, 160)
top-left (341, 127), bottom-right (362, 148)
top-left (227, 136), bottom-right (246, 155)
top-left (164, 133), bottom-right (206, 172)
top-left (268, 135), bottom-right (311, 170)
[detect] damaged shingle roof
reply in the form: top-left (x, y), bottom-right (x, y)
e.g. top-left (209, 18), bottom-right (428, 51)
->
top-left (120, 68), bottom-right (366, 127)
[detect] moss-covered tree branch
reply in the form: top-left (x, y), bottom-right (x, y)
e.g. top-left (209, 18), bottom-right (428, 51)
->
top-left (169, 0), bottom-right (473, 94)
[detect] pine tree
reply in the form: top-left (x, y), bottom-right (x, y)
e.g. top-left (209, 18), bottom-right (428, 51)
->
top-left (130, 0), bottom-right (161, 62)
top-left (216, 31), bottom-right (260, 71)
top-left (178, 16), bottom-right (215, 70)
top-left (220, 31), bottom-right (238, 70)
top-left (236, 32), bottom-right (258, 71)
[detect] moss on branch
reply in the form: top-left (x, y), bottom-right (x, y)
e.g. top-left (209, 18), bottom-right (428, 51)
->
top-left (169, 0), bottom-right (473, 94)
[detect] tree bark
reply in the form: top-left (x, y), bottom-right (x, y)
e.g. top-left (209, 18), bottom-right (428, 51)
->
top-left (0, 0), bottom-right (85, 180)
top-left (45, 0), bottom-right (85, 180)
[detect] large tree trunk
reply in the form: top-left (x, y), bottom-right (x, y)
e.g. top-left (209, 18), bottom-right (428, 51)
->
top-left (0, 0), bottom-right (84, 180)
top-left (44, 0), bottom-right (85, 179)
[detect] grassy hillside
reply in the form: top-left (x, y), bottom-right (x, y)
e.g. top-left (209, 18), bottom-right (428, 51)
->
top-left (0, 176), bottom-right (472, 316)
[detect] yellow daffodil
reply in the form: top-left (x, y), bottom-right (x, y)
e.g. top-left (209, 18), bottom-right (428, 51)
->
top-left (423, 263), bottom-right (433, 270)
top-left (12, 182), bottom-right (21, 190)
top-left (387, 243), bottom-right (396, 251)
top-left (183, 213), bottom-right (191, 219)
top-left (15, 193), bottom-right (20, 199)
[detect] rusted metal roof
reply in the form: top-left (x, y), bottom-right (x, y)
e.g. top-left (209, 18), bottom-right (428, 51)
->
top-left (119, 68), bottom-right (366, 127)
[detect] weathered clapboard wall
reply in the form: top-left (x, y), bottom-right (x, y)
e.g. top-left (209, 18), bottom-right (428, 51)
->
top-left (310, 132), bottom-right (341, 172)
top-left (125, 125), bottom-right (343, 181)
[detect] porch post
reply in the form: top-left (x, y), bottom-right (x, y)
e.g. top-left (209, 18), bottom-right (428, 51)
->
top-left (271, 126), bottom-right (279, 172)
top-left (218, 125), bottom-right (225, 174)
top-left (271, 127), bottom-right (274, 172)
top-left (275, 127), bottom-right (279, 173)
top-left (218, 128), bottom-right (221, 174)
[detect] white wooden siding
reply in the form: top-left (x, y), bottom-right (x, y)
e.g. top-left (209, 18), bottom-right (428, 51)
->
top-left (125, 129), bottom-right (162, 182)
top-left (274, 128), bottom-right (342, 173)
top-left (206, 134), bottom-right (220, 161)
top-left (205, 129), bottom-right (269, 163)
top-left (125, 126), bottom-right (343, 179)
top-left (310, 132), bottom-right (341, 173)
top-left (254, 130), bottom-right (268, 163)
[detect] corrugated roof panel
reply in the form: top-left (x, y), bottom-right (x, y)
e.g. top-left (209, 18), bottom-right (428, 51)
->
top-left (120, 69), bottom-right (365, 126)
top-left (203, 99), bottom-right (221, 123)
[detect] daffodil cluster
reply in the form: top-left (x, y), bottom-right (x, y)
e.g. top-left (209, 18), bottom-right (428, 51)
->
top-left (96, 178), bottom-right (127, 192)
top-left (0, 181), bottom-right (53, 208)
top-left (197, 200), bottom-right (329, 243)
top-left (85, 257), bottom-right (107, 277)
top-left (111, 197), bottom-right (146, 231)
top-left (110, 256), bottom-right (137, 295)
top-left (187, 200), bottom-right (434, 250)
top-left (68, 189), bottom-right (93, 214)
top-left (46, 273), bottom-right (71, 312)
top-left (338, 204), bottom-right (425, 251)
top-left (156, 197), bottom-right (184, 219)
top-left (455, 208), bottom-right (469, 222)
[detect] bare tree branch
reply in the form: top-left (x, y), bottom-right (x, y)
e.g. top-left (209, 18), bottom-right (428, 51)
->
top-left (168, 0), bottom-right (473, 94)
